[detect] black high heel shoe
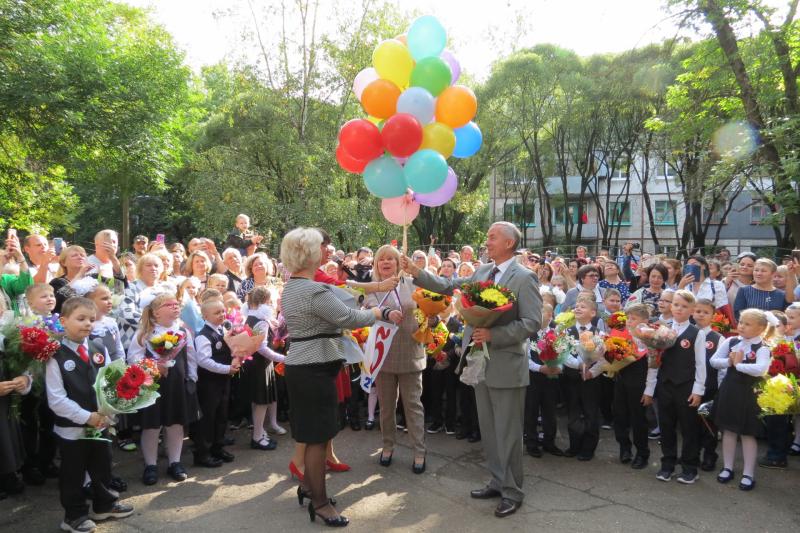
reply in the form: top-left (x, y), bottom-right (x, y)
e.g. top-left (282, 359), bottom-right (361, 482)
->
top-left (412, 456), bottom-right (426, 474)
top-left (379, 451), bottom-right (393, 467)
top-left (308, 501), bottom-right (349, 527)
top-left (297, 486), bottom-right (336, 507)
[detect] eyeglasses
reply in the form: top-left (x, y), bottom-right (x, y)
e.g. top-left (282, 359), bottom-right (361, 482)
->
top-left (160, 302), bottom-right (180, 309)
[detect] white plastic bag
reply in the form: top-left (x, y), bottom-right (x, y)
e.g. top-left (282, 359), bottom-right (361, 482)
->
top-left (459, 350), bottom-right (487, 386)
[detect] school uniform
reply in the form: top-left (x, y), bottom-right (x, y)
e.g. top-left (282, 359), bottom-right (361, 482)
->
top-left (698, 328), bottom-right (722, 465)
top-left (193, 323), bottom-right (235, 459)
top-left (710, 336), bottom-right (770, 436)
top-left (564, 321), bottom-right (606, 459)
top-left (0, 350), bottom-right (29, 482)
top-left (46, 339), bottom-right (117, 522)
top-left (90, 317), bottom-right (125, 362)
top-left (614, 337), bottom-right (657, 461)
top-left (654, 320), bottom-right (706, 475)
top-left (126, 324), bottom-right (200, 429)
top-left (525, 332), bottom-right (560, 452)
top-left (244, 315), bottom-right (278, 405)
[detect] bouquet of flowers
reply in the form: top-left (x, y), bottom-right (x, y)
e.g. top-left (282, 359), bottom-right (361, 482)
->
top-left (601, 330), bottom-right (646, 377)
top-left (412, 288), bottom-right (452, 344)
top-left (536, 329), bottom-right (572, 379)
top-left (424, 321), bottom-right (450, 364)
top-left (710, 312), bottom-right (732, 337)
top-left (456, 281), bottom-right (516, 385)
top-left (84, 358), bottom-right (161, 440)
top-left (768, 340), bottom-right (799, 377)
top-left (223, 310), bottom-right (266, 362)
top-left (553, 310), bottom-right (576, 331)
top-left (633, 323), bottom-right (678, 369)
top-left (577, 330), bottom-right (606, 365)
top-left (148, 329), bottom-right (187, 374)
top-left (350, 327), bottom-right (370, 347)
top-left (756, 373), bottom-right (800, 416)
top-left (607, 311), bottom-right (627, 330)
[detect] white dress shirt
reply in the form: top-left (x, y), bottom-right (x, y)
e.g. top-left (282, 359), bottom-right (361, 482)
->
top-left (689, 278), bottom-right (729, 309)
top-left (194, 321), bottom-right (232, 375)
top-left (491, 257), bottom-right (516, 282)
top-left (127, 322), bottom-right (197, 381)
top-left (634, 336), bottom-right (660, 397)
top-left (45, 338), bottom-right (100, 440)
top-left (670, 319), bottom-right (707, 397)
top-left (710, 335), bottom-right (770, 383)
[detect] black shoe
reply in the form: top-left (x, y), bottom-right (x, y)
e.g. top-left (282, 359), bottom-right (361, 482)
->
top-left (470, 487), bottom-right (502, 499)
top-left (700, 455), bottom-right (717, 472)
top-left (656, 469), bottom-right (674, 482)
top-left (194, 455), bottom-right (223, 468)
top-left (444, 425), bottom-right (456, 435)
top-left (494, 498), bottom-right (521, 518)
top-left (1, 473), bottom-right (24, 495)
top-left (758, 456), bottom-right (787, 469)
top-left (738, 475), bottom-right (756, 491)
top-left (788, 443), bottom-right (800, 456)
top-left (167, 462), bottom-right (188, 482)
top-left (576, 454), bottom-right (593, 462)
top-left (251, 438), bottom-right (278, 450)
top-left (676, 470), bottom-right (698, 484)
top-left (296, 486), bottom-right (336, 507)
top-left (717, 467), bottom-right (734, 484)
top-left (109, 476), bottom-right (127, 493)
top-left (211, 449), bottom-right (235, 463)
top-left (412, 457), bottom-right (426, 474)
top-left (455, 431), bottom-right (469, 440)
top-left (563, 448), bottom-right (578, 458)
top-left (379, 451), bottom-right (393, 467)
top-left (22, 466), bottom-right (46, 486)
top-left (364, 419), bottom-right (376, 430)
top-left (631, 456), bottom-right (648, 470)
top-left (527, 446), bottom-right (542, 458)
top-left (308, 502), bottom-right (348, 527)
top-left (42, 463), bottom-right (60, 478)
top-left (142, 465), bottom-right (158, 486)
top-left (426, 423), bottom-right (444, 434)
top-left (89, 502), bottom-right (134, 521)
top-left (542, 444), bottom-right (564, 457)
top-left (223, 436), bottom-right (235, 446)
top-left (350, 419), bottom-right (361, 431)
top-left (620, 449), bottom-right (633, 464)
top-left (467, 431), bottom-right (481, 443)
top-left (59, 517), bottom-right (97, 532)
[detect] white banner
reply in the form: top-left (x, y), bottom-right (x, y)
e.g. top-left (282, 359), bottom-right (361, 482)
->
top-left (359, 320), bottom-right (399, 394)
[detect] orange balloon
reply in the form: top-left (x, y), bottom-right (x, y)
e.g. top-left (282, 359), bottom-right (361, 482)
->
top-left (435, 85), bottom-right (477, 129)
top-left (396, 34), bottom-right (407, 45)
top-left (361, 79), bottom-right (401, 119)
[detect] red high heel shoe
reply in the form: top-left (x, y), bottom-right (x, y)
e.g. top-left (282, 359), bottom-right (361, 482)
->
top-left (326, 459), bottom-right (351, 473)
top-left (289, 461), bottom-right (304, 482)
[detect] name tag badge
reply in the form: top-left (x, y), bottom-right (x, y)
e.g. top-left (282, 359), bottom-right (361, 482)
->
top-left (64, 360), bottom-right (76, 372)
top-left (680, 339), bottom-right (691, 349)
top-left (216, 341), bottom-right (223, 350)
top-left (705, 341), bottom-right (715, 350)
top-left (92, 353), bottom-right (105, 365)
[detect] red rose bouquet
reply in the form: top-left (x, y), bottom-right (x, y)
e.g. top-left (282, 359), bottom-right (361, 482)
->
top-left (536, 329), bottom-right (572, 379)
top-left (607, 311), bottom-right (627, 331)
top-left (769, 341), bottom-right (799, 377)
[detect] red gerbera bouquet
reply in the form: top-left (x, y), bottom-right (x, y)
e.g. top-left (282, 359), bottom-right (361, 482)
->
top-left (602, 330), bottom-right (646, 377)
top-left (710, 312), bottom-right (732, 336)
top-left (425, 321), bottom-right (450, 363)
top-left (536, 329), bottom-right (571, 379)
top-left (769, 341), bottom-right (799, 377)
top-left (607, 311), bottom-right (627, 331)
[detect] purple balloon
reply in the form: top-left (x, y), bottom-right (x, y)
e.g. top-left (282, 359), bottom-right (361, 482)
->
top-left (440, 50), bottom-right (461, 85)
top-left (414, 167), bottom-right (458, 207)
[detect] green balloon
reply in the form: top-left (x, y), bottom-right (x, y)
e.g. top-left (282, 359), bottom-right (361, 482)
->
top-left (410, 57), bottom-right (452, 97)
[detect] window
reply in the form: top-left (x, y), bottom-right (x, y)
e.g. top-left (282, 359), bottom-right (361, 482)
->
top-left (664, 162), bottom-right (676, 177)
top-left (553, 202), bottom-right (585, 225)
top-left (616, 158), bottom-right (632, 179)
top-left (750, 204), bottom-right (771, 225)
top-left (503, 202), bottom-right (535, 228)
top-left (704, 201), bottom-right (727, 225)
top-left (609, 201), bottom-right (631, 226)
top-left (654, 200), bottom-right (677, 225)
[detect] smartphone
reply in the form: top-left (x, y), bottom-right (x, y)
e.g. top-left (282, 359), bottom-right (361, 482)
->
top-left (54, 238), bottom-right (64, 255)
top-left (792, 249), bottom-right (800, 263)
top-left (156, 233), bottom-right (165, 244)
top-left (683, 264), bottom-right (701, 282)
top-left (7, 228), bottom-right (16, 239)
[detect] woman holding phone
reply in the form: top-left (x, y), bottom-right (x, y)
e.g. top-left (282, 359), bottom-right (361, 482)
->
top-left (678, 255), bottom-right (729, 311)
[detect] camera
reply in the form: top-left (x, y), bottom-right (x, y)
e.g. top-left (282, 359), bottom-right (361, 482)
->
top-left (632, 243), bottom-right (640, 250)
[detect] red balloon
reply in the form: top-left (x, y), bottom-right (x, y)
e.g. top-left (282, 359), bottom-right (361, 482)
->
top-left (338, 119), bottom-right (383, 161)
top-left (381, 113), bottom-right (423, 157)
top-left (336, 144), bottom-right (369, 174)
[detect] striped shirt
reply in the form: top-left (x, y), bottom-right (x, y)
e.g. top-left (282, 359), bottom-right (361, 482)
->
top-left (281, 278), bottom-right (375, 366)
top-left (733, 286), bottom-right (787, 321)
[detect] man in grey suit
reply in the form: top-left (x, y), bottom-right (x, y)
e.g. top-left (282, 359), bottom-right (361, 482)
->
top-left (400, 222), bottom-right (542, 518)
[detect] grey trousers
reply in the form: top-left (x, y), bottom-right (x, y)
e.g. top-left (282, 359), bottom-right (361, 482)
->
top-left (376, 371), bottom-right (426, 457)
top-left (474, 382), bottom-right (526, 502)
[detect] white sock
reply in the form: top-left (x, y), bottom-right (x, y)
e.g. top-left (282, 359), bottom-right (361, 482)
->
top-left (267, 402), bottom-right (278, 429)
top-left (252, 404), bottom-right (268, 442)
top-left (141, 428), bottom-right (160, 466)
top-left (722, 430), bottom-right (737, 471)
top-left (741, 435), bottom-right (757, 479)
top-left (165, 424), bottom-right (184, 464)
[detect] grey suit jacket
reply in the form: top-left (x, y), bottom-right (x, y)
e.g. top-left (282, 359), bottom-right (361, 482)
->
top-left (413, 260), bottom-right (542, 388)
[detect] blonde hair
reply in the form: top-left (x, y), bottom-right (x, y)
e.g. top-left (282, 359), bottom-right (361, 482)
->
top-left (198, 288), bottom-right (223, 304)
top-left (151, 249), bottom-right (173, 279)
top-left (245, 252), bottom-right (274, 278)
top-left (208, 273), bottom-right (229, 289)
top-left (86, 282), bottom-right (111, 300)
top-left (575, 295), bottom-right (597, 312)
top-left (673, 289), bottom-right (696, 305)
top-left (136, 253), bottom-right (164, 279)
top-left (56, 245), bottom-right (87, 277)
top-left (25, 283), bottom-right (54, 300)
top-left (372, 245), bottom-right (401, 282)
top-left (626, 303), bottom-right (651, 320)
top-left (739, 308), bottom-right (775, 343)
top-left (280, 227), bottom-right (322, 273)
top-left (177, 277), bottom-right (198, 303)
top-left (754, 258), bottom-right (778, 273)
top-left (136, 292), bottom-right (178, 344)
top-left (183, 251), bottom-right (212, 277)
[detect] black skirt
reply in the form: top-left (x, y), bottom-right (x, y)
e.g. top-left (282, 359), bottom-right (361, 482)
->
top-left (713, 369), bottom-right (762, 436)
top-left (0, 394), bottom-right (24, 474)
top-left (140, 351), bottom-right (200, 429)
top-left (245, 356), bottom-right (277, 405)
top-left (285, 361), bottom-right (342, 444)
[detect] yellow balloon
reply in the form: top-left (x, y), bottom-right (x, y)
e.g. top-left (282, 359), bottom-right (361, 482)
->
top-left (373, 39), bottom-right (414, 89)
top-left (420, 122), bottom-right (456, 158)
top-left (366, 115), bottom-right (382, 125)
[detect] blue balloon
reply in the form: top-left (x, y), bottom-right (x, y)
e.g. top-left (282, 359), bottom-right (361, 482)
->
top-left (396, 87), bottom-right (435, 125)
top-left (363, 156), bottom-right (407, 198)
top-left (453, 122), bottom-right (483, 158)
top-left (404, 149), bottom-right (448, 194)
top-left (407, 16), bottom-right (447, 61)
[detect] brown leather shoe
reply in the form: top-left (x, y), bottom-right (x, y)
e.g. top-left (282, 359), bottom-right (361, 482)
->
top-left (494, 498), bottom-right (521, 518)
top-left (470, 487), bottom-right (501, 499)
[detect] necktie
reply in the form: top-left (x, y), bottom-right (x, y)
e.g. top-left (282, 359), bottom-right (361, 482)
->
top-left (490, 266), bottom-right (501, 283)
top-left (77, 344), bottom-right (89, 364)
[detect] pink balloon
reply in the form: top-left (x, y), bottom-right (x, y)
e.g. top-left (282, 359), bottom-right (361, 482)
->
top-left (414, 167), bottom-right (458, 207)
top-left (353, 67), bottom-right (378, 100)
top-left (381, 194), bottom-right (420, 225)
top-left (440, 50), bottom-right (461, 85)
top-left (393, 156), bottom-right (409, 166)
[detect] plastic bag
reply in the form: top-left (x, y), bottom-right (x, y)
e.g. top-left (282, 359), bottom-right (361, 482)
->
top-left (459, 350), bottom-right (487, 386)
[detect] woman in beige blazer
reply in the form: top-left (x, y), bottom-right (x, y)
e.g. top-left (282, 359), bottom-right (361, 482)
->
top-left (365, 245), bottom-right (427, 474)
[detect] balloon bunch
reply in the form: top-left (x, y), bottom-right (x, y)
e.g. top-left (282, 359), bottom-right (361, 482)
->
top-left (335, 15), bottom-right (483, 226)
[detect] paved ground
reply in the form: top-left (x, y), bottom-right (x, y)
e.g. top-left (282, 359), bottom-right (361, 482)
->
top-left (2, 418), bottom-right (799, 533)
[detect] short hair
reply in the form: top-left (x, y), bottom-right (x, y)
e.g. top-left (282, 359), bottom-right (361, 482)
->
top-left (646, 263), bottom-right (669, 282)
top-left (201, 298), bottom-right (224, 317)
top-left (694, 298), bottom-right (715, 312)
top-left (490, 221), bottom-right (522, 249)
top-left (25, 283), bottom-right (54, 299)
top-left (222, 248), bottom-right (241, 261)
top-left (61, 296), bottom-right (97, 318)
top-left (56, 245), bottom-right (87, 277)
top-left (755, 257), bottom-right (778, 272)
top-left (198, 288), bottom-right (223, 303)
top-left (603, 288), bottom-right (621, 301)
top-left (236, 214), bottom-right (250, 223)
top-left (247, 286), bottom-right (271, 307)
top-left (542, 302), bottom-right (554, 314)
top-left (244, 252), bottom-right (274, 278)
top-left (316, 228), bottom-right (331, 246)
top-left (137, 253), bottom-right (165, 278)
top-left (94, 229), bottom-right (118, 242)
top-left (576, 264), bottom-right (600, 282)
top-left (673, 289), bottom-right (696, 305)
top-left (280, 228), bottom-right (322, 273)
top-left (184, 251), bottom-right (212, 276)
top-left (372, 245), bottom-right (401, 282)
top-left (356, 247), bottom-right (372, 257)
top-left (575, 295), bottom-right (598, 312)
top-left (626, 303), bottom-right (651, 320)
top-left (208, 273), bottom-right (229, 287)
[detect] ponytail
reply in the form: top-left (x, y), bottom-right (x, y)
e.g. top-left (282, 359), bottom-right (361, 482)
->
top-left (136, 292), bottom-right (177, 345)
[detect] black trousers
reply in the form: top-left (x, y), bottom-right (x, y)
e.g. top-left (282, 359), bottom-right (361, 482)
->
top-left (698, 391), bottom-right (718, 461)
top-left (764, 415), bottom-right (791, 461)
top-left (657, 380), bottom-right (700, 472)
top-left (57, 437), bottom-right (116, 521)
top-left (525, 371), bottom-right (558, 447)
top-left (193, 377), bottom-right (230, 457)
top-left (565, 369), bottom-right (600, 455)
top-left (613, 378), bottom-right (649, 458)
top-left (457, 381), bottom-right (478, 434)
top-left (347, 364), bottom-right (363, 419)
top-left (429, 363), bottom-right (458, 427)
top-left (598, 375), bottom-right (615, 424)
top-left (21, 394), bottom-right (57, 471)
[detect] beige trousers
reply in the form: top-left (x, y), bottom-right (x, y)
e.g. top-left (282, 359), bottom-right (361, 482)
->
top-left (376, 371), bottom-right (426, 457)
